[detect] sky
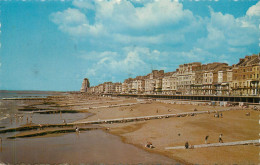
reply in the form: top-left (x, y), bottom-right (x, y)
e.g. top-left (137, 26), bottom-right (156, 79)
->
top-left (0, 0), bottom-right (259, 91)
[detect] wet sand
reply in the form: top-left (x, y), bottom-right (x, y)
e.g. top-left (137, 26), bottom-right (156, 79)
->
top-left (0, 130), bottom-right (176, 164)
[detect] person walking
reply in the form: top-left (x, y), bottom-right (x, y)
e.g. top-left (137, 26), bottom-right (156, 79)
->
top-left (219, 134), bottom-right (223, 143)
top-left (205, 135), bottom-right (209, 144)
top-left (0, 137), bottom-right (2, 152)
top-left (185, 141), bottom-right (189, 149)
top-left (75, 127), bottom-right (80, 133)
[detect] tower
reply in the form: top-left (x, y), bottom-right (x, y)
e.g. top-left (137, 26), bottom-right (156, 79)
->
top-left (80, 78), bottom-right (90, 92)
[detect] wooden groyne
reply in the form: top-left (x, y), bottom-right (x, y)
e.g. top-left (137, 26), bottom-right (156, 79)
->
top-left (73, 108), bottom-right (236, 125)
top-left (7, 127), bottom-right (99, 139)
top-left (0, 124), bottom-right (74, 134)
top-left (33, 109), bottom-right (83, 114)
top-left (76, 102), bottom-right (148, 110)
top-left (29, 102), bottom-right (147, 114)
top-left (165, 140), bottom-right (259, 150)
top-left (2, 97), bottom-right (49, 100)
top-left (59, 100), bottom-right (125, 106)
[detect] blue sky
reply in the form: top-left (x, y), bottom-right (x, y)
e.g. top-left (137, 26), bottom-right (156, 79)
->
top-left (0, 0), bottom-right (259, 91)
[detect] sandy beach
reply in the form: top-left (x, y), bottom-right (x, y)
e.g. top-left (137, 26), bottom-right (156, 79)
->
top-left (72, 94), bottom-right (259, 164)
top-left (0, 93), bottom-right (259, 164)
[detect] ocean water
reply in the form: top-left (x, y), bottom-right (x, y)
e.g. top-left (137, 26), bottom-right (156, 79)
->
top-left (0, 91), bottom-right (87, 129)
top-left (0, 91), bottom-right (62, 125)
top-left (0, 90), bottom-right (64, 99)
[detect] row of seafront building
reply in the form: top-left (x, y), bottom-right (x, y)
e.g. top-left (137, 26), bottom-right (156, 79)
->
top-left (81, 54), bottom-right (260, 96)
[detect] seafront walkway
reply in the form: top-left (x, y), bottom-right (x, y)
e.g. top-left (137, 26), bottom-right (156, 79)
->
top-left (165, 139), bottom-right (259, 149)
top-left (115, 94), bottom-right (260, 103)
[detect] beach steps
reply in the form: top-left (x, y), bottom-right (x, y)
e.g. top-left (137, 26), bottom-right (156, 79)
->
top-left (165, 139), bottom-right (259, 150)
top-left (73, 108), bottom-right (236, 125)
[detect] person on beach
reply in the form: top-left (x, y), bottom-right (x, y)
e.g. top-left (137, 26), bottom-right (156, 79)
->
top-left (0, 137), bottom-right (2, 151)
top-left (0, 137), bottom-right (2, 150)
top-left (145, 142), bottom-right (153, 148)
top-left (30, 116), bottom-right (33, 124)
top-left (75, 127), bottom-right (80, 133)
top-left (220, 113), bottom-right (223, 118)
top-left (219, 134), bottom-right (223, 143)
top-left (205, 135), bottom-right (209, 144)
top-left (39, 124), bottom-right (43, 130)
top-left (185, 141), bottom-right (189, 149)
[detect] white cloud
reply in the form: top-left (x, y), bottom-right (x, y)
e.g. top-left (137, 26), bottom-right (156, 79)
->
top-left (51, 0), bottom-right (201, 45)
top-left (78, 50), bottom-right (119, 61)
top-left (93, 0), bottom-right (196, 31)
top-left (176, 47), bottom-right (217, 63)
top-left (50, 8), bottom-right (105, 37)
top-left (50, 8), bottom-right (88, 25)
top-left (246, 1), bottom-right (260, 17)
top-left (196, 7), bottom-right (259, 53)
top-left (85, 47), bottom-right (161, 82)
top-left (72, 1), bottom-right (95, 10)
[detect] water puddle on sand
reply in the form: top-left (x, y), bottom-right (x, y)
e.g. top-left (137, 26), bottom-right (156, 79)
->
top-left (0, 130), bottom-right (178, 164)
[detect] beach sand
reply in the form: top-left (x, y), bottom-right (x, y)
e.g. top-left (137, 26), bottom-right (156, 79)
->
top-left (74, 95), bottom-right (259, 164)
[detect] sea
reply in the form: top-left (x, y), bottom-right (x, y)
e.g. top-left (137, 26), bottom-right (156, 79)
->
top-left (0, 90), bottom-right (64, 123)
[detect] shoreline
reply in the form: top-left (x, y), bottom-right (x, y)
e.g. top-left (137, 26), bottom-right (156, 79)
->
top-left (103, 123), bottom-right (190, 165)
